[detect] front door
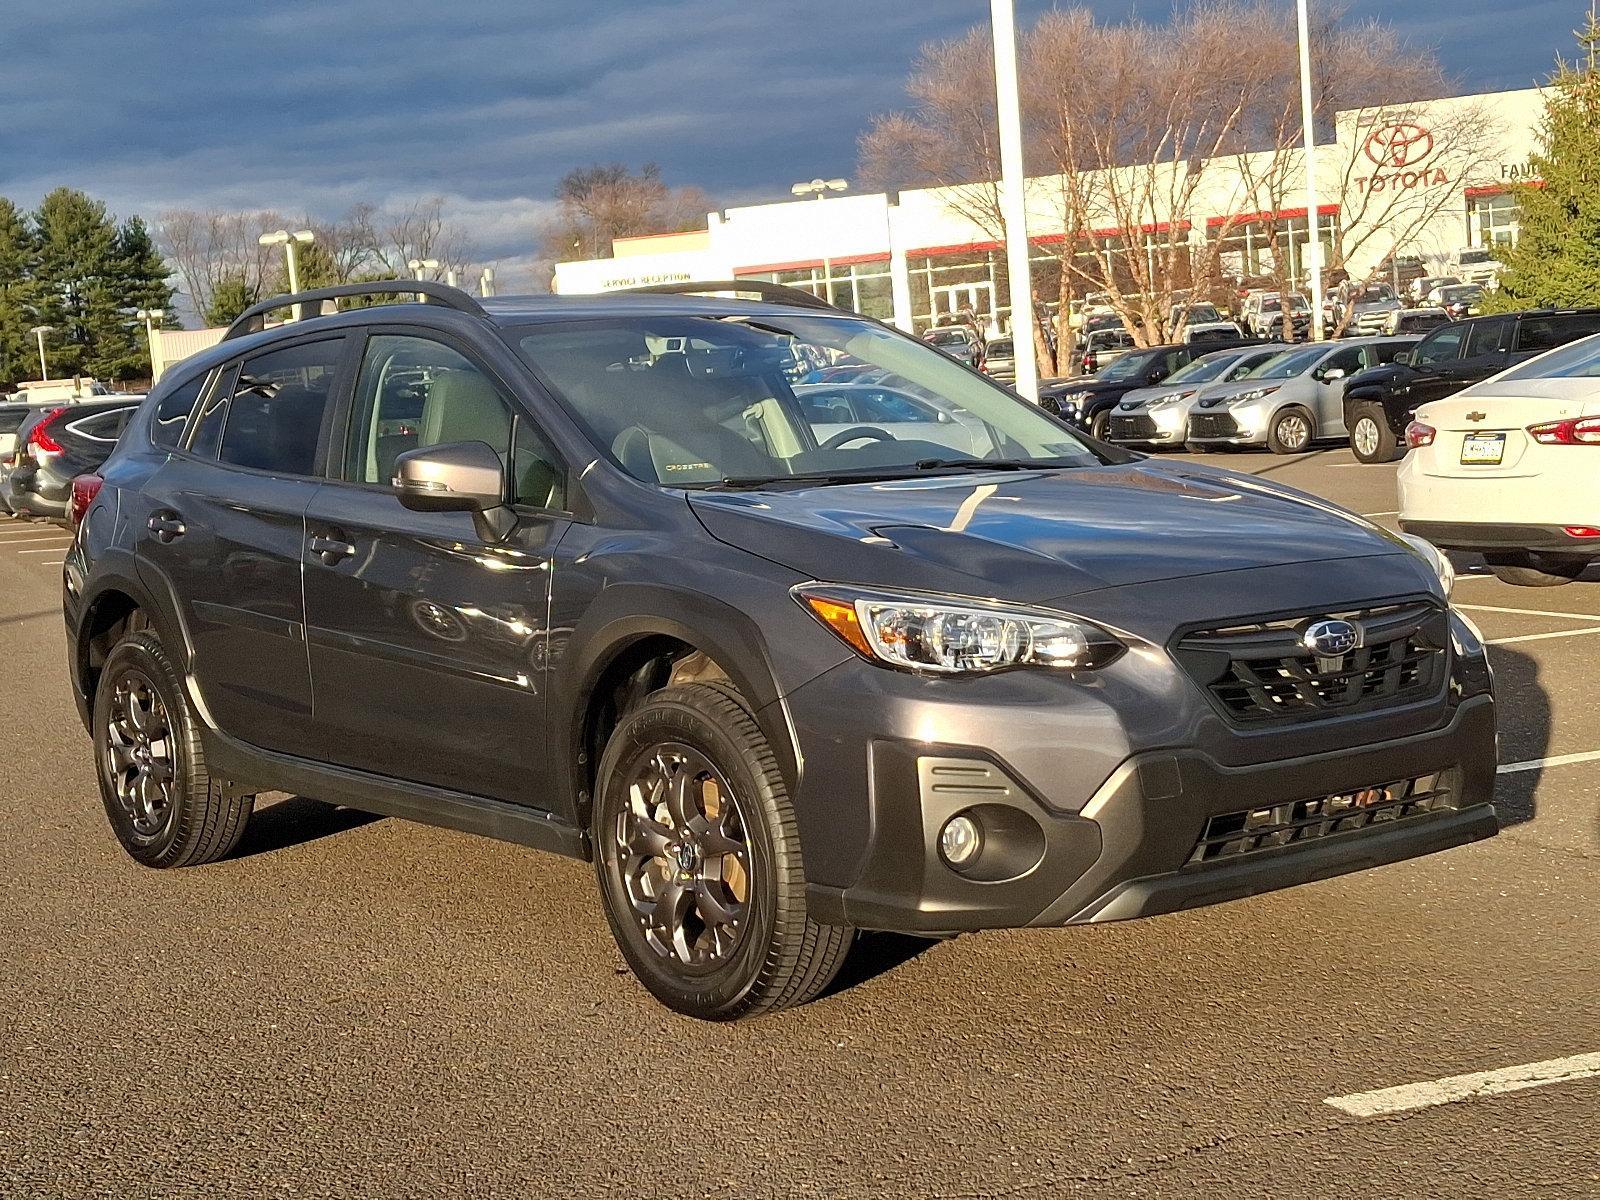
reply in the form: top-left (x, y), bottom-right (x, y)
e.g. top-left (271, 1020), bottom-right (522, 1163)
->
top-left (1312, 344), bottom-right (1367, 436)
top-left (1407, 324), bottom-right (1471, 410)
top-left (301, 331), bottom-right (571, 808)
top-left (134, 337), bottom-right (350, 752)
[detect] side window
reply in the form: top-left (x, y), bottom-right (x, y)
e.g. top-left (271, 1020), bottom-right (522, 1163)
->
top-left (1465, 318), bottom-right (1512, 358)
top-left (67, 409), bottom-right (128, 441)
top-left (512, 417), bottom-right (566, 510)
top-left (1370, 341), bottom-right (1415, 367)
top-left (853, 390), bottom-right (933, 423)
top-left (344, 334), bottom-right (515, 488)
top-left (1323, 347), bottom-right (1364, 376)
top-left (1517, 314), bottom-right (1600, 354)
top-left (188, 365), bottom-right (237, 459)
top-left (149, 374), bottom-right (208, 449)
top-left (1413, 325), bottom-right (1466, 367)
top-left (216, 339), bottom-right (345, 475)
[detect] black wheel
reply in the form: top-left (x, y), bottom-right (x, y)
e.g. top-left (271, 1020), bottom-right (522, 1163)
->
top-left (93, 630), bottom-right (254, 867)
top-left (593, 683), bottom-right (852, 1020)
top-left (1184, 442), bottom-right (1217, 454)
top-left (1267, 407), bottom-right (1314, 455)
top-left (1089, 410), bottom-right (1110, 440)
top-left (1488, 561), bottom-right (1587, 587)
top-left (1349, 404), bottom-right (1401, 464)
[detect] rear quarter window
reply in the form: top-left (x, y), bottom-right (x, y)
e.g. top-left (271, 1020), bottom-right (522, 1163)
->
top-left (1517, 313), bottom-right (1600, 354)
top-left (149, 374), bottom-right (209, 449)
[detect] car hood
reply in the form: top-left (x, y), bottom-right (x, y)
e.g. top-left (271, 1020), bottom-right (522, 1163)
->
top-left (1119, 383), bottom-right (1195, 410)
top-left (689, 461), bottom-right (1409, 605)
top-left (1040, 377), bottom-right (1126, 398)
top-left (1192, 377), bottom-right (1286, 407)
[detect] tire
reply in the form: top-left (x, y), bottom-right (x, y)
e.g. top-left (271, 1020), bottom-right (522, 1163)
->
top-left (1488, 561), bottom-right (1587, 587)
top-left (1184, 442), bottom-right (1217, 454)
top-left (1266, 407), bottom-right (1315, 455)
top-left (1349, 404), bottom-right (1401, 464)
top-left (1089, 410), bottom-right (1110, 441)
top-left (93, 629), bottom-right (254, 868)
top-left (593, 683), bottom-right (853, 1020)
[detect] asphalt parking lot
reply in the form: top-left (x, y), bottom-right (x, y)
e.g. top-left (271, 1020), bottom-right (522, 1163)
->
top-left (2, 448), bottom-right (1597, 1199)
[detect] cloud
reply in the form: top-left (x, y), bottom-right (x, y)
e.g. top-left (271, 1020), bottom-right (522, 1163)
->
top-left (0, 0), bottom-right (1571, 298)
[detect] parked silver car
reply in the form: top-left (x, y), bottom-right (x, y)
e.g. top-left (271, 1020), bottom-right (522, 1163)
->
top-left (1107, 343), bottom-right (1287, 449)
top-left (1184, 336), bottom-right (1417, 454)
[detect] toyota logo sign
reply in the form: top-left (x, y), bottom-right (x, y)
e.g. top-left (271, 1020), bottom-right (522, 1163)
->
top-left (1365, 123), bottom-right (1435, 168)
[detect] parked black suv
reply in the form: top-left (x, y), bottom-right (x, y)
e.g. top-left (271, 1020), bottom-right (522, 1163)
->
top-left (66, 281), bottom-right (1497, 1020)
top-left (1040, 338), bottom-right (1265, 438)
top-left (1343, 308), bottom-right (1600, 463)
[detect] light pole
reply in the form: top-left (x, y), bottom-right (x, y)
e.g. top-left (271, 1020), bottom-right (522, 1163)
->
top-left (791, 178), bottom-right (848, 305)
top-left (408, 257), bottom-right (440, 281)
top-left (990, 0), bottom-right (1039, 399)
top-left (479, 267), bottom-right (496, 297)
top-left (445, 267), bottom-right (459, 289)
top-left (258, 229), bottom-right (315, 320)
top-left (136, 308), bottom-right (166, 381)
top-left (28, 325), bottom-right (53, 381)
top-left (1296, 0), bottom-right (1325, 341)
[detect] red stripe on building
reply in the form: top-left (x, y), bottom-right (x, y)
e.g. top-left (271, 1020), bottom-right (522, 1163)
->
top-left (1465, 180), bottom-right (1543, 197)
top-left (735, 252), bottom-right (891, 275)
top-left (1206, 204), bottom-right (1340, 228)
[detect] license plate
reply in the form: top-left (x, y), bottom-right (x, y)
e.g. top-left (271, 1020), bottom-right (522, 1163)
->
top-left (1460, 433), bottom-right (1505, 465)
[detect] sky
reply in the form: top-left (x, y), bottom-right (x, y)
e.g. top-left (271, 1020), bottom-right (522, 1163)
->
top-left (0, 0), bottom-right (1580, 299)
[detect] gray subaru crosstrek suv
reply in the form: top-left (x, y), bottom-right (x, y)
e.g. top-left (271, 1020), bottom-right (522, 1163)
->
top-left (64, 281), bottom-right (1497, 1020)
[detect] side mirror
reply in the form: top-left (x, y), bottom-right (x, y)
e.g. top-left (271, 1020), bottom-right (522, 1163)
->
top-left (1147, 368), bottom-right (1169, 383)
top-left (1394, 350), bottom-right (1413, 365)
top-left (1319, 367), bottom-right (1346, 382)
top-left (393, 441), bottom-right (505, 513)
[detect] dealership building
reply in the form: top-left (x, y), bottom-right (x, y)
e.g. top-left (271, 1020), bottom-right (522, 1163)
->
top-left (553, 88), bottom-right (1544, 334)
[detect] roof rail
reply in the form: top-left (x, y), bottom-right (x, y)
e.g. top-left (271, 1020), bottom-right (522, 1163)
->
top-left (618, 279), bottom-right (839, 311)
top-left (222, 280), bottom-right (488, 341)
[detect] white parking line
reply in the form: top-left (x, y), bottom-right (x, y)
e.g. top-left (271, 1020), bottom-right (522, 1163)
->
top-left (0, 534), bottom-right (69, 544)
top-left (1489, 625), bottom-right (1600, 646)
top-left (32, 559), bottom-right (63, 566)
top-left (1458, 602), bottom-right (1600, 622)
top-left (1498, 748), bottom-right (1600, 774)
top-left (1326, 1052), bottom-right (1600, 1118)
top-left (15, 546), bottom-right (69, 554)
top-left (1360, 510), bottom-right (1399, 517)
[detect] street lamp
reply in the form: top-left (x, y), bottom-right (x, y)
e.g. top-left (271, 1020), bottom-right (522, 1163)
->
top-left (479, 267), bottom-right (496, 297)
top-left (1296, 0), bottom-right (1325, 340)
top-left (136, 308), bottom-right (166, 381)
top-left (27, 325), bottom-right (53, 381)
top-left (408, 257), bottom-right (440, 280)
top-left (791, 178), bottom-right (848, 304)
top-left (990, 0), bottom-right (1039, 400)
top-left (258, 229), bottom-right (315, 320)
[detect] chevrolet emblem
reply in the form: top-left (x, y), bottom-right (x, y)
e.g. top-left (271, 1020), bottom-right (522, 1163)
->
top-left (1466, 411), bottom-right (1486, 422)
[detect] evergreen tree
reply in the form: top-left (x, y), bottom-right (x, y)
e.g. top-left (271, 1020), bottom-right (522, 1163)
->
top-left (205, 273), bottom-right (259, 327)
top-left (0, 198), bottom-right (40, 387)
top-left (1490, 9), bottom-right (1600, 310)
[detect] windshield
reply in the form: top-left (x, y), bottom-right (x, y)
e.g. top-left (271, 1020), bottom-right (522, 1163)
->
top-left (1174, 303), bottom-right (1222, 323)
top-left (1249, 346), bottom-right (1326, 379)
top-left (1354, 284), bottom-right (1396, 303)
top-left (987, 338), bottom-right (1013, 356)
top-left (1166, 352), bottom-right (1240, 385)
top-left (924, 328), bottom-right (970, 347)
top-left (1440, 285), bottom-right (1482, 301)
top-left (1095, 348), bottom-right (1162, 382)
top-left (515, 315), bottom-right (1101, 487)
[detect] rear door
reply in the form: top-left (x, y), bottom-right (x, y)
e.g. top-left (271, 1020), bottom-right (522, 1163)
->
top-left (134, 336), bottom-right (350, 751)
top-left (300, 329), bottom-right (570, 806)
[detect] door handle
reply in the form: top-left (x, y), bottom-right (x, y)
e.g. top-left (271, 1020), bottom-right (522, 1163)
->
top-left (147, 513), bottom-right (186, 543)
top-left (309, 534), bottom-right (356, 565)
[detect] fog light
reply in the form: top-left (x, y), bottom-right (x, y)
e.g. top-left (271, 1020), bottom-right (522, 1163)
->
top-left (939, 814), bottom-right (982, 866)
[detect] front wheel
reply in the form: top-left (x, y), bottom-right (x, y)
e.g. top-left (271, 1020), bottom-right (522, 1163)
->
top-left (1089, 410), bottom-right (1110, 441)
top-left (593, 683), bottom-right (852, 1020)
top-left (1349, 404), bottom-right (1401, 463)
top-left (1267, 408), bottom-right (1314, 455)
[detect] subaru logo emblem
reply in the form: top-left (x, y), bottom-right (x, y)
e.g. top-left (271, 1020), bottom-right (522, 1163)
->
top-left (1302, 619), bottom-right (1361, 657)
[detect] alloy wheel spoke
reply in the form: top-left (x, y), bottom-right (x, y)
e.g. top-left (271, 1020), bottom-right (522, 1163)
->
top-left (694, 882), bottom-right (741, 929)
top-left (621, 811), bottom-right (674, 859)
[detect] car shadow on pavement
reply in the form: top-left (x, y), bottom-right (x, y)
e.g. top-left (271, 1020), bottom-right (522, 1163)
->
top-left (0, 608), bottom-right (58, 629)
top-left (822, 932), bottom-right (944, 998)
top-left (1486, 646), bottom-right (1548, 829)
top-left (231, 795), bottom-right (385, 859)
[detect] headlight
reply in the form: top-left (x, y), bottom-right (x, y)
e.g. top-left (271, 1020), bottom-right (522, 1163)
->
top-left (1231, 386), bottom-right (1280, 404)
top-left (1396, 532), bottom-right (1455, 598)
top-left (794, 584), bottom-right (1125, 675)
top-left (1149, 389), bottom-right (1195, 409)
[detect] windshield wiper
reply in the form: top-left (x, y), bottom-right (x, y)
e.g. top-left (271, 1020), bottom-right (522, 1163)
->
top-left (701, 470), bottom-right (923, 491)
top-left (911, 457), bottom-right (1066, 472)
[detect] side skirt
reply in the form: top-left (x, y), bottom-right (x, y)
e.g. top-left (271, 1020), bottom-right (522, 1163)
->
top-left (202, 729), bottom-right (590, 861)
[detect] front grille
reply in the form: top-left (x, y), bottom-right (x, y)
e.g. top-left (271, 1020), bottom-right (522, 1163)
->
top-left (1189, 772), bottom-right (1456, 863)
top-left (1109, 414), bottom-right (1158, 440)
top-left (1189, 412), bottom-right (1239, 438)
top-left (1174, 601), bottom-right (1448, 725)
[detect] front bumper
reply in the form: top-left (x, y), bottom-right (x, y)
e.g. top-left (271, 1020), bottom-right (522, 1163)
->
top-left (791, 617), bottom-right (1496, 934)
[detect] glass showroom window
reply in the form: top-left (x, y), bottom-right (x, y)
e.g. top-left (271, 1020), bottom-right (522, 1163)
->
top-left (1470, 192), bottom-right (1521, 249)
top-left (740, 262), bottom-right (894, 321)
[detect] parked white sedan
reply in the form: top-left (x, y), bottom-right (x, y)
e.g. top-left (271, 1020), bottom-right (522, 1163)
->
top-left (1399, 332), bottom-right (1600, 586)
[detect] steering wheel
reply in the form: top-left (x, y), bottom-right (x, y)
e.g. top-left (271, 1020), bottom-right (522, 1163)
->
top-left (822, 426), bottom-right (898, 449)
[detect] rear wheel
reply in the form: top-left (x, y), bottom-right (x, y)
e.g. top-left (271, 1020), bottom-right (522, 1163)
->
top-left (93, 630), bottom-right (254, 867)
top-left (1267, 408), bottom-right (1314, 455)
top-left (593, 683), bottom-right (852, 1020)
top-left (1349, 404), bottom-right (1401, 464)
top-left (1488, 560), bottom-right (1588, 587)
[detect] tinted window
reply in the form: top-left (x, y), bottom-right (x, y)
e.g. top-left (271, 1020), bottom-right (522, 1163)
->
top-left (1371, 341), bottom-right (1417, 366)
top-left (1464, 318), bottom-right (1512, 357)
top-left (1499, 332), bottom-right (1600, 380)
top-left (149, 374), bottom-right (207, 449)
top-left (1516, 313), bottom-right (1600, 354)
top-left (1322, 346), bottom-right (1365, 375)
top-left (67, 407), bottom-right (134, 441)
top-left (344, 334), bottom-right (516, 489)
top-left (217, 339), bottom-right (343, 475)
top-left (1413, 326), bottom-right (1467, 367)
top-left (188, 365), bottom-right (237, 459)
top-left (511, 417), bottom-right (566, 510)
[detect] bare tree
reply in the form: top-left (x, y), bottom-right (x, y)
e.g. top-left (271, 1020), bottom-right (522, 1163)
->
top-left (539, 163), bottom-right (713, 264)
top-left (158, 207), bottom-right (287, 322)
